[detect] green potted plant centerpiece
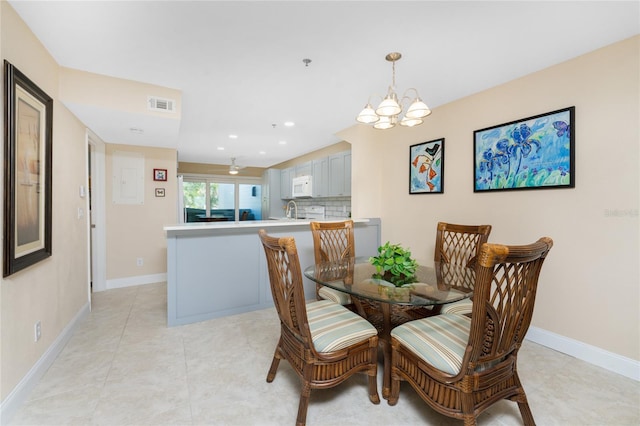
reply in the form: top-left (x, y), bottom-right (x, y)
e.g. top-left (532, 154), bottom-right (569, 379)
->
top-left (369, 241), bottom-right (419, 288)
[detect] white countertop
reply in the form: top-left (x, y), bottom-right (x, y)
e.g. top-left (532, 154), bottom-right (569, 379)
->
top-left (164, 218), bottom-right (369, 232)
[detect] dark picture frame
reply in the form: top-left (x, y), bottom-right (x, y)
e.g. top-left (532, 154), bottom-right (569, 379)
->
top-left (153, 168), bottom-right (167, 181)
top-left (473, 106), bottom-right (575, 192)
top-left (155, 188), bottom-right (165, 197)
top-left (3, 61), bottom-right (53, 277)
top-left (410, 138), bottom-right (444, 194)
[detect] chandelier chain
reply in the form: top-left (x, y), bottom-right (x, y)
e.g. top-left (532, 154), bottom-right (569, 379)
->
top-left (392, 59), bottom-right (396, 89)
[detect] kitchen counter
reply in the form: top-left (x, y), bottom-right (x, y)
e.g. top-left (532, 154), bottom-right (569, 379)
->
top-left (163, 217), bottom-right (368, 232)
top-left (164, 217), bottom-right (381, 326)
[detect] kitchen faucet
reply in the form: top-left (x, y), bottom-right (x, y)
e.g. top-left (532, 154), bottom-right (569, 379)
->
top-left (285, 200), bottom-right (298, 219)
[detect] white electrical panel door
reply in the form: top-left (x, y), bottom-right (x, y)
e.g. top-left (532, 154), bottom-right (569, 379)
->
top-left (112, 151), bottom-right (144, 204)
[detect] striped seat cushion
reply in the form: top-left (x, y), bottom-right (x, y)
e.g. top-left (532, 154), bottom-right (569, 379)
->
top-left (306, 300), bottom-right (377, 353)
top-left (318, 287), bottom-right (352, 305)
top-left (391, 314), bottom-right (471, 375)
top-left (440, 298), bottom-right (473, 315)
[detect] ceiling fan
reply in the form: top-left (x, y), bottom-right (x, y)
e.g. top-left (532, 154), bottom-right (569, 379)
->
top-left (228, 157), bottom-right (246, 175)
top-left (202, 157), bottom-right (247, 175)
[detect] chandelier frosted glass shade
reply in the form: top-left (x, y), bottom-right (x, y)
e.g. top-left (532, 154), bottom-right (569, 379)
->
top-left (399, 116), bottom-right (423, 127)
top-left (356, 103), bottom-right (379, 124)
top-left (405, 98), bottom-right (431, 119)
top-left (375, 92), bottom-right (402, 117)
top-left (373, 116), bottom-right (396, 130)
top-left (356, 52), bottom-right (431, 130)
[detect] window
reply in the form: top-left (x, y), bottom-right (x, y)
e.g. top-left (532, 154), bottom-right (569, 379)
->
top-left (239, 183), bottom-right (262, 221)
top-left (182, 175), bottom-right (262, 222)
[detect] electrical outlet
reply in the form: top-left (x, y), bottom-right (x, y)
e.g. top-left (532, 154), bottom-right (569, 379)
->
top-left (34, 321), bottom-right (41, 342)
top-left (136, 258), bottom-right (143, 267)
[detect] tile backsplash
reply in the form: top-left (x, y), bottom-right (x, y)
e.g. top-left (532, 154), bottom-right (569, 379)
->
top-left (283, 197), bottom-right (351, 219)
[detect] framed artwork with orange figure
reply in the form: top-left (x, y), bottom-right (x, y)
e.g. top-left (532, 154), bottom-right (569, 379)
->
top-left (410, 138), bottom-right (444, 194)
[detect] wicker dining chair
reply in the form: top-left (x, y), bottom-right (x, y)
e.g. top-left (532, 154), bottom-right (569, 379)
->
top-left (309, 220), bottom-right (355, 306)
top-left (258, 229), bottom-right (379, 426)
top-left (389, 237), bottom-right (553, 426)
top-left (435, 222), bottom-right (492, 315)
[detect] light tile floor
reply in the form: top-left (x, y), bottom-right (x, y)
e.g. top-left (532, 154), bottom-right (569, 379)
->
top-left (10, 282), bottom-right (640, 426)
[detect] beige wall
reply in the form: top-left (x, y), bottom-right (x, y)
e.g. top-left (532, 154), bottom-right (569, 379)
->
top-left (273, 141), bottom-right (352, 169)
top-left (60, 67), bottom-right (182, 117)
top-left (343, 36), bottom-right (639, 361)
top-left (105, 144), bottom-right (177, 281)
top-left (1, 2), bottom-right (90, 400)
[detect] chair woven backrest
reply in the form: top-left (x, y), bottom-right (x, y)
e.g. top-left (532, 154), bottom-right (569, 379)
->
top-left (258, 229), bottom-right (312, 345)
top-left (468, 237), bottom-right (553, 366)
top-left (434, 222), bottom-right (492, 292)
top-left (310, 220), bottom-right (356, 263)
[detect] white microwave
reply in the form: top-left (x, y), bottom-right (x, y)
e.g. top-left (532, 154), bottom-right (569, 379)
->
top-left (292, 175), bottom-right (313, 198)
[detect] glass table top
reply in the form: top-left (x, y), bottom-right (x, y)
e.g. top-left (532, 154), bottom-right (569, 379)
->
top-left (304, 257), bottom-right (471, 306)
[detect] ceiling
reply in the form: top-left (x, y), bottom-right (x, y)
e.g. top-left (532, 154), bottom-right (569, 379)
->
top-left (8, 1), bottom-right (639, 169)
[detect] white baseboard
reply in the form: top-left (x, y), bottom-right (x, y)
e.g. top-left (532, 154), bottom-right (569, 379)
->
top-left (526, 326), bottom-right (640, 381)
top-left (104, 273), bottom-right (167, 291)
top-left (0, 302), bottom-right (91, 425)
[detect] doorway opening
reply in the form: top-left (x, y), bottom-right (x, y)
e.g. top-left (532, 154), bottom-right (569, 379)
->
top-left (87, 132), bottom-right (106, 297)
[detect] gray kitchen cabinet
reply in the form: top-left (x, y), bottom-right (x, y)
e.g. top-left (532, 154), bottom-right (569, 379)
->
top-left (312, 157), bottom-right (329, 198)
top-left (278, 151), bottom-right (350, 199)
top-left (261, 168), bottom-right (283, 218)
top-left (328, 151), bottom-right (351, 196)
top-left (294, 161), bottom-right (312, 177)
top-left (344, 151), bottom-right (352, 195)
top-left (280, 167), bottom-right (294, 199)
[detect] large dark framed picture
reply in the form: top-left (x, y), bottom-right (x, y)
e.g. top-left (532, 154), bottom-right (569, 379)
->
top-left (3, 61), bottom-right (53, 277)
top-left (410, 138), bottom-right (444, 194)
top-left (473, 106), bottom-right (575, 192)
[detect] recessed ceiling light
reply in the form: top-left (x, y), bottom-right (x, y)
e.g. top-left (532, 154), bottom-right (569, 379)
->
top-left (278, 140), bottom-right (287, 145)
top-left (284, 121), bottom-right (295, 127)
top-left (228, 134), bottom-right (238, 139)
top-left (217, 147), bottom-right (225, 151)
top-left (259, 151), bottom-right (266, 155)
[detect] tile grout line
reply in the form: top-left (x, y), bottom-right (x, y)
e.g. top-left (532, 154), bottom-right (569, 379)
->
top-left (90, 285), bottom-right (139, 424)
top-left (181, 335), bottom-right (195, 426)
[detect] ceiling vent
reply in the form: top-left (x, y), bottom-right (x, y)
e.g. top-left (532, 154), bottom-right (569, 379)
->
top-left (147, 96), bottom-right (176, 113)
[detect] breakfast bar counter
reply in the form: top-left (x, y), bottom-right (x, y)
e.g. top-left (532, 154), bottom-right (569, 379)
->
top-left (164, 218), bottom-right (381, 326)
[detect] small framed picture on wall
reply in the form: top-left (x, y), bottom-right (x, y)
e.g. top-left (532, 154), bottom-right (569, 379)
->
top-left (153, 168), bottom-right (167, 181)
top-left (155, 188), bottom-right (165, 197)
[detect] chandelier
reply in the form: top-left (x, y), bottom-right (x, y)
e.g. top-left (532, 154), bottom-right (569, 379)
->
top-left (356, 52), bottom-right (431, 130)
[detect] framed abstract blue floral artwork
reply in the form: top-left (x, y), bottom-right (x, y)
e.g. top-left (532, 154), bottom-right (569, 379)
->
top-left (410, 138), bottom-right (444, 194)
top-left (473, 107), bottom-right (575, 192)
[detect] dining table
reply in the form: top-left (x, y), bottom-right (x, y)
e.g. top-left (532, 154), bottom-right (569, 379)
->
top-left (304, 256), bottom-right (472, 399)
